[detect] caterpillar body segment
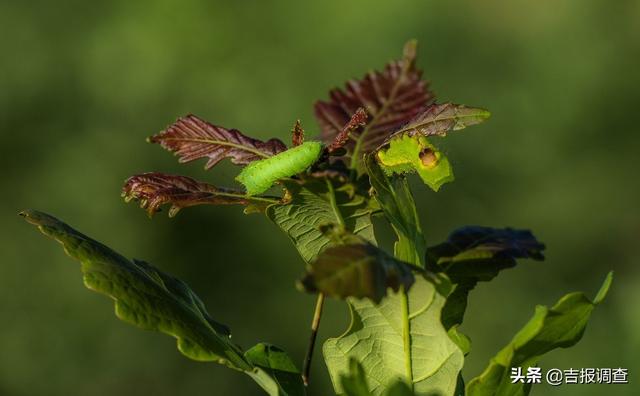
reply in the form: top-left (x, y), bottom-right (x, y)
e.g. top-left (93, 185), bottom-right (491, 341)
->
top-left (236, 141), bottom-right (324, 195)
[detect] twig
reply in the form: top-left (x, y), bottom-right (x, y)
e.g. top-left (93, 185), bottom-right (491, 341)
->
top-left (302, 293), bottom-right (326, 386)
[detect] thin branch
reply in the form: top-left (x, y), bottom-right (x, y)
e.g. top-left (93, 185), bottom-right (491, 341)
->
top-left (301, 178), bottom-right (346, 385)
top-left (302, 293), bottom-right (325, 387)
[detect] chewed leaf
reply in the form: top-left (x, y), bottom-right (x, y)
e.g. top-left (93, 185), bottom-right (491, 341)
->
top-left (299, 242), bottom-right (416, 304)
top-left (376, 134), bottom-right (454, 192)
top-left (20, 210), bottom-right (305, 396)
top-left (150, 114), bottom-right (287, 169)
top-left (386, 103), bottom-right (490, 142)
top-left (122, 172), bottom-right (277, 217)
top-left (314, 40), bottom-right (434, 164)
top-left (466, 272), bottom-right (613, 396)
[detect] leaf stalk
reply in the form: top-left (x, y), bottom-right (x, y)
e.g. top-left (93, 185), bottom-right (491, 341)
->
top-left (302, 293), bottom-right (325, 386)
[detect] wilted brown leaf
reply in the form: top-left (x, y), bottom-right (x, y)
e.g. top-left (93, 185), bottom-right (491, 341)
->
top-left (123, 172), bottom-right (277, 217)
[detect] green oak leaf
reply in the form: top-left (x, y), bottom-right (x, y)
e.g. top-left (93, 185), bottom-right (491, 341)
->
top-left (466, 272), bottom-right (613, 396)
top-left (324, 274), bottom-right (464, 396)
top-left (323, 156), bottom-right (463, 396)
top-left (20, 210), bottom-right (304, 396)
top-left (299, 240), bottom-right (416, 304)
top-left (365, 155), bottom-right (425, 267)
top-left (266, 175), bottom-right (376, 263)
top-left (376, 134), bottom-right (454, 192)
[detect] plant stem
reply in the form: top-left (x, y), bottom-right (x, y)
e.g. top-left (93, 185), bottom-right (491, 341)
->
top-left (301, 179), bottom-right (339, 385)
top-left (302, 293), bottom-right (325, 387)
top-left (325, 178), bottom-right (345, 228)
top-left (400, 285), bottom-right (414, 390)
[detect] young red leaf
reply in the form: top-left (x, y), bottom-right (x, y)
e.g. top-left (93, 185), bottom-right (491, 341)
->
top-left (384, 103), bottom-right (491, 145)
top-left (314, 40), bottom-right (434, 164)
top-left (122, 172), bottom-right (277, 217)
top-left (327, 108), bottom-right (368, 153)
top-left (149, 114), bottom-right (288, 169)
top-left (291, 120), bottom-right (305, 147)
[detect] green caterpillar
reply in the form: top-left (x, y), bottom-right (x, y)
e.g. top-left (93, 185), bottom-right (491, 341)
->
top-left (236, 141), bottom-right (323, 195)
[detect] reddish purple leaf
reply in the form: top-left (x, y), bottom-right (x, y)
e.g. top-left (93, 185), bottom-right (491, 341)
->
top-left (149, 114), bottom-right (288, 169)
top-left (327, 108), bottom-right (368, 153)
top-left (383, 103), bottom-right (491, 146)
top-left (122, 172), bottom-right (274, 217)
top-left (314, 40), bottom-right (435, 163)
top-left (291, 120), bottom-right (305, 147)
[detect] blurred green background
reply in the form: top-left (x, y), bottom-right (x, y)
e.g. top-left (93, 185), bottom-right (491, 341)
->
top-left (1, 0), bottom-right (638, 395)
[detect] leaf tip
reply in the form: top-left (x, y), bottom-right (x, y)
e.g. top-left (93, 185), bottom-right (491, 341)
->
top-left (19, 209), bottom-right (50, 225)
top-left (403, 39), bottom-right (418, 62)
top-left (594, 271), bottom-right (613, 305)
top-left (291, 119), bottom-right (304, 147)
top-left (478, 108), bottom-right (492, 120)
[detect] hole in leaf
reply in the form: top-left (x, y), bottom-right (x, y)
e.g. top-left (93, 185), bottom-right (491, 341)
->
top-left (419, 148), bottom-right (438, 168)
